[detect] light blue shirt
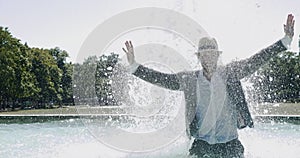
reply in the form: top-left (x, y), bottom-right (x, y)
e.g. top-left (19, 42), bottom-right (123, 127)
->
top-left (192, 70), bottom-right (238, 144)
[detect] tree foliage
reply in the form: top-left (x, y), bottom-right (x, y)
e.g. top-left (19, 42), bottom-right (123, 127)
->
top-left (95, 53), bottom-right (119, 105)
top-left (73, 53), bottom-right (130, 106)
top-left (0, 27), bottom-right (73, 110)
top-left (73, 56), bottom-right (98, 106)
top-left (248, 51), bottom-right (300, 103)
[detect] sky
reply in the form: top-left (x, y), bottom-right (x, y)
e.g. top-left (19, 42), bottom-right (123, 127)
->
top-left (1, 0), bottom-right (300, 64)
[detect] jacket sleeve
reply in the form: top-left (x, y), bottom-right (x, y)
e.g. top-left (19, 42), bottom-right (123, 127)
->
top-left (132, 65), bottom-right (181, 91)
top-left (226, 39), bottom-right (287, 80)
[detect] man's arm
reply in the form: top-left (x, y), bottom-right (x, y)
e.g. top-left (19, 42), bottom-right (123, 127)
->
top-left (123, 41), bottom-right (181, 90)
top-left (227, 38), bottom-right (288, 79)
top-left (132, 64), bottom-right (180, 90)
top-left (227, 14), bottom-right (295, 80)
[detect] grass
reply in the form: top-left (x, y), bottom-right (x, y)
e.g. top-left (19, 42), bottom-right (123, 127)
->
top-left (252, 102), bottom-right (300, 115)
top-left (0, 103), bottom-right (299, 116)
top-left (0, 104), bottom-right (299, 124)
top-left (0, 106), bottom-right (125, 115)
top-left (0, 106), bottom-right (77, 115)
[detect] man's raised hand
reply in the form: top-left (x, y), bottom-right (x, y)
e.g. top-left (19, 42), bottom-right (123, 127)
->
top-left (284, 14), bottom-right (295, 39)
top-left (122, 41), bottom-right (136, 65)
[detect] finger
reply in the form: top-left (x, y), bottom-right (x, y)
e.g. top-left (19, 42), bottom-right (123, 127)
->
top-left (290, 14), bottom-right (294, 20)
top-left (287, 14), bottom-right (293, 25)
top-left (122, 47), bottom-right (128, 53)
top-left (290, 16), bottom-right (294, 25)
top-left (125, 41), bottom-right (130, 50)
top-left (129, 41), bottom-right (133, 48)
top-left (292, 19), bottom-right (295, 27)
top-left (287, 15), bottom-right (291, 25)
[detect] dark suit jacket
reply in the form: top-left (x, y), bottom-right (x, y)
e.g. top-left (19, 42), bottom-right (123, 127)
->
top-left (132, 40), bottom-right (287, 138)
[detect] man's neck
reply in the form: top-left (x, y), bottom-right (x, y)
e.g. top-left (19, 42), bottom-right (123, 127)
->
top-left (203, 70), bottom-right (212, 81)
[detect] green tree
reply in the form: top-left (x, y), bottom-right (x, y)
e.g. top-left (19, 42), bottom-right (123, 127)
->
top-left (0, 27), bottom-right (39, 110)
top-left (31, 48), bottom-right (62, 108)
top-left (61, 62), bottom-right (74, 105)
top-left (249, 51), bottom-right (300, 103)
top-left (73, 56), bottom-right (98, 105)
top-left (95, 53), bottom-right (119, 105)
top-left (49, 47), bottom-right (73, 106)
top-left (0, 27), bottom-right (75, 110)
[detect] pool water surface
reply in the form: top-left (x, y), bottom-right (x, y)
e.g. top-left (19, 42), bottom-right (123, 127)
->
top-left (0, 118), bottom-right (299, 158)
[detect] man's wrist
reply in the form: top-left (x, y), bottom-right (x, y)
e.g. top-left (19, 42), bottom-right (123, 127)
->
top-left (127, 61), bottom-right (140, 74)
top-left (281, 35), bottom-right (292, 49)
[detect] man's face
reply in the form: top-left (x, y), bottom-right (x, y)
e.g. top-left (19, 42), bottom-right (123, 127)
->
top-left (196, 50), bottom-right (221, 74)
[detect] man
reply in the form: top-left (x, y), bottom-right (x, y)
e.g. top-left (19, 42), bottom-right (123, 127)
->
top-left (122, 14), bottom-right (295, 157)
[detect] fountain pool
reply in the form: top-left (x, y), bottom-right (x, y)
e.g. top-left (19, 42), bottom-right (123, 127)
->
top-left (0, 117), bottom-right (299, 158)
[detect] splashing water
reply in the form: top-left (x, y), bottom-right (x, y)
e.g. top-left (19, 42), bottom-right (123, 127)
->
top-left (1, 119), bottom-right (300, 158)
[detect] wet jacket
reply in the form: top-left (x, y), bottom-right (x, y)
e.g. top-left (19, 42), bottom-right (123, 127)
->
top-left (132, 40), bottom-right (287, 138)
